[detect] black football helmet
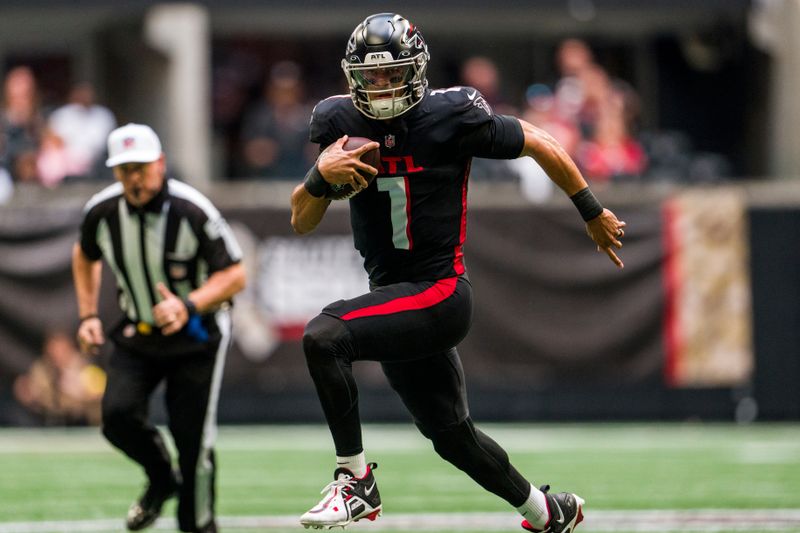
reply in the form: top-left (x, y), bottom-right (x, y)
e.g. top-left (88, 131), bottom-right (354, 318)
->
top-left (342, 13), bottom-right (430, 120)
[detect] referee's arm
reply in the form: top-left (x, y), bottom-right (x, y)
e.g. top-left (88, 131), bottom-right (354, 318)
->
top-left (155, 262), bottom-right (246, 336)
top-left (187, 262), bottom-right (246, 314)
top-left (72, 243), bottom-right (105, 355)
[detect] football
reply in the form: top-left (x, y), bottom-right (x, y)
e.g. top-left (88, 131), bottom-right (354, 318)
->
top-left (326, 136), bottom-right (381, 200)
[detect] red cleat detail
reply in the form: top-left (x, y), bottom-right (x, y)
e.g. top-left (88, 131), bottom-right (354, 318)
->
top-left (364, 509), bottom-right (381, 521)
top-left (520, 520), bottom-right (541, 532)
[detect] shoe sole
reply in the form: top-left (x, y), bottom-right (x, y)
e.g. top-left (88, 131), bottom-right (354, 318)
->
top-left (301, 507), bottom-right (382, 530)
top-left (126, 512), bottom-right (160, 531)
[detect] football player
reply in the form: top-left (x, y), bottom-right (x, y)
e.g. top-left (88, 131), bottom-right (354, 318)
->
top-left (291, 12), bottom-right (625, 533)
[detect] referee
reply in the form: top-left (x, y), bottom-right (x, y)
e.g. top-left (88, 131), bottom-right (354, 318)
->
top-left (72, 123), bottom-right (246, 533)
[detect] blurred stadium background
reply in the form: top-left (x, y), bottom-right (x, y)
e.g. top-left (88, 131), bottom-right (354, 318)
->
top-left (0, 0), bottom-right (799, 531)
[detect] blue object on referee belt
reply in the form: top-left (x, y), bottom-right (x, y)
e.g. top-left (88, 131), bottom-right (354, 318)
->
top-left (186, 314), bottom-right (209, 342)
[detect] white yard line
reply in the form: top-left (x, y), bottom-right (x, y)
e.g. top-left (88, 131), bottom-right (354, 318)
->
top-left (2, 510), bottom-right (800, 533)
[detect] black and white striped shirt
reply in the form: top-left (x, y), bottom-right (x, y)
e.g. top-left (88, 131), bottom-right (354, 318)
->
top-left (79, 179), bottom-right (242, 328)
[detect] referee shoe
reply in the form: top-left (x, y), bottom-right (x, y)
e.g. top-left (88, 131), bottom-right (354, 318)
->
top-left (300, 462), bottom-right (382, 529)
top-left (521, 485), bottom-right (585, 533)
top-left (126, 476), bottom-right (179, 531)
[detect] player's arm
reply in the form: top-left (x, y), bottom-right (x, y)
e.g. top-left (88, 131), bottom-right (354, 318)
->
top-left (188, 262), bottom-right (246, 313)
top-left (291, 182), bottom-right (332, 235)
top-left (291, 135), bottom-right (378, 234)
top-left (516, 117), bottom-right (626, 268)
top-left (72, 242), bottom-right (105, 355)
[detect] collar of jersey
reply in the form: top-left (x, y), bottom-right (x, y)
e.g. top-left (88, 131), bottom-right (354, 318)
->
top-left (126, 181), bottom-right (168, 213)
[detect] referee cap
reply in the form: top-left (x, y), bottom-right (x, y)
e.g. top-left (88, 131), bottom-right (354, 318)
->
top-left (106, 123), bottom-right (162, 167)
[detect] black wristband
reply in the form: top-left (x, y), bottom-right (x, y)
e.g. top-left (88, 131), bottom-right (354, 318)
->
top-left (79, 313), bottom-right (99, 323)
top-left (303, 165), bottom-right (330, 198)
top-left (182, 297), bottom-right (197, 316)
top-left (570, 187), bottom-right (604, 221)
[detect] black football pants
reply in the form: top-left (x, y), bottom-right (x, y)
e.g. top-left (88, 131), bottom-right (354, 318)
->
top-left (303, 276), bottom-right (531, 506)
top-left (101, 341), bottom-right (224, 532)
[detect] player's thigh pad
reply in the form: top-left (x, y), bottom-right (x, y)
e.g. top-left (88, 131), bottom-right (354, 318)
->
top-left (321, 277), bottom-right (472, 362)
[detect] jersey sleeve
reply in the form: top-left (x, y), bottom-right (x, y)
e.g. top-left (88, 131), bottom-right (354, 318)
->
top-left (309, 96), bottom-right (349, 149)
top-left (78, 204), bottom-right (104, 261)
top-left (432, 86), bottom-right (524, 159)
top-left (197, 210), bottom-right (242, 274)
top-left (428, 86), bottom-right (523, 158)
top-left (429, 86), bottom-right (494, 130)
top-left (457, 114), bottom-right (525, 159)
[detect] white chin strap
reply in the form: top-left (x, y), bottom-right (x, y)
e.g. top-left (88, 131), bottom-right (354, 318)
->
top-left (369, 97), bottom-right (408, 119)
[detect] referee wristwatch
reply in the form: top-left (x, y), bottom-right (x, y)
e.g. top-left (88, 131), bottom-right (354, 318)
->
top-left (182, 297), bottom-right (198, 316)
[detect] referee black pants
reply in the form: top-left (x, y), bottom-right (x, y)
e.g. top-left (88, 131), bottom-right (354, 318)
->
top-left (303, 276), bottom-right (532, 507)
top-left (101, 340), bottom-right (224, 532)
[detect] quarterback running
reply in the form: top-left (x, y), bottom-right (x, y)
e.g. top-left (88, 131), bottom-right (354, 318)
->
top-left (290, 12), bottom-right (625, 533)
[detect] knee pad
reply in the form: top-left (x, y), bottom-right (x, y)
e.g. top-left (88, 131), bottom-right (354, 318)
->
top-left (303, 313), bottom-right (355, 364)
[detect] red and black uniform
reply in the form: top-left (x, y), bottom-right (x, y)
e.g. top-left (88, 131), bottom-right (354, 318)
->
top-left (305, 87), bottom-right (534, 506)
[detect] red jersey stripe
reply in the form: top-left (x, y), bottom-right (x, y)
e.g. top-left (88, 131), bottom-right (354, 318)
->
top-left (453, 160), bottom-right (470, 275)
top-left (341, 277), bottom-right (458, 321)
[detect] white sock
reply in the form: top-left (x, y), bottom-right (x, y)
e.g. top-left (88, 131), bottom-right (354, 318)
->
top-left (336, 452), bottom-right (367, 478)
top-left (516, 483), bottom-right (550, 530)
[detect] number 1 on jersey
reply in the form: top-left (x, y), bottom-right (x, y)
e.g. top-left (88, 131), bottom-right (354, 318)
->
top-left (377, 176), bottom-right (411, 250)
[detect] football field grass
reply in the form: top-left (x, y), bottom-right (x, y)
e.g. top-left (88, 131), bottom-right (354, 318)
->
top-left (0, 423), bottom-right (798, 533)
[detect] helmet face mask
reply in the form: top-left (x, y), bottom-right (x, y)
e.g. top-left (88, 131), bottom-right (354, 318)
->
top-left (342, 13), bottom-right (429, 120)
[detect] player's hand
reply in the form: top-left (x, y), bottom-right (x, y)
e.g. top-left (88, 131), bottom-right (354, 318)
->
top-left (586, 208), bottom-right (626, 269)
top-left (153, 282), bottom-right (188, 336)
top-left (318, 135), bottom-right (379, 192)
top-left (77, 317), bottom-right (104, 356)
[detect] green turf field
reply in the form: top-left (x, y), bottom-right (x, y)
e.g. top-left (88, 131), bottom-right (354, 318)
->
top-left (0, 423), bottom-right (798, 533)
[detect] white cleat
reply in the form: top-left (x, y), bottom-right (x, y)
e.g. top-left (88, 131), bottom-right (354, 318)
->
top-left (300, 463), bottom-right (382, 530)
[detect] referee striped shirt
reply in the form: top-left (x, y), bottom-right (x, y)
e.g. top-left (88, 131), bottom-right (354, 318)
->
top-left (79, 179), bottom-right (242, 328)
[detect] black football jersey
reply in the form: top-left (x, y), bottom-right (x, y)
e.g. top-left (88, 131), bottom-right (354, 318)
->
top-left (310, 87), bottom-right (523, 285)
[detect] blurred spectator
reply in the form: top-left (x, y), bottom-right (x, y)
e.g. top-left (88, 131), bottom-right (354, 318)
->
top-left (533, 38), bottom-right (647, 184)
top-left (13, 329), bottom-right (105, 426)
top-left (556, 38), bottom-right (595, 78)
top-left (37, 126), bottom-right (86, 187)
top-left (460, 56), bottom-right (524, 183)
top-left (552, 39), bottom-right (595, 137)
top-left (516, 83), bottom-right (582, 201)
top-left (460, 55), bottom-right (517, 115)
top-left (523, 83), bottom-right (581, 157)
top-left (576, 79), bottom-right (647, 184)
top-left (44, 81), bottom-right (117, 184)
top-left (213, 61), bottom-right (253, 178)
top-left (238, 60), bottom-right (315, 179)
top-left (0, 66), bottom-right (45, 183)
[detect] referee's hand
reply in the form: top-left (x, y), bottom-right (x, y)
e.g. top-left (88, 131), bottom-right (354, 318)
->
top-left (154, 283), bottom-right (188, 336)
top-left (77, 317), bottom-right (104, 356)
